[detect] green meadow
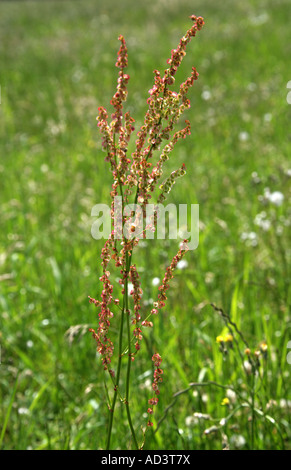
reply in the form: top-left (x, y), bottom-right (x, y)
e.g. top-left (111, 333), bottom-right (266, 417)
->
top-left (0, 0), bottom-right (290, 450)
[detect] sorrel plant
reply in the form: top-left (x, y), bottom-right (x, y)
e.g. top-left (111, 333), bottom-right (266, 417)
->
top-left (88, 15), bottom-right (205, 450)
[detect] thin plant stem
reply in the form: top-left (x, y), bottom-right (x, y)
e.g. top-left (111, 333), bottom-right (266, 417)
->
top-left (107, 151), bottom-right (139, 449)
top-left (124, 252), bottom-right (139, 449)
top-left (251, 374), bottom-right (256, 450)
top-left (106, 157), bottom-right (126, 450)
top-left (106, 299), bottom-right (126, 450)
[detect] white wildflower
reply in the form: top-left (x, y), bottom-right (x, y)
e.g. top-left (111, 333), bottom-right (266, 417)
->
top-left (240, 231), bottom-right (258, 247)
top-left (185, 416), bottom-right (197, 427)
top-left (201, 90), bottom-right (212, 101)
top-left (264, 113), bottom-right (272, 122)
top-left (193, 412), bottom-right (210, 420)
top-left (177, 259), bottom-right (188, 270)
top-left (251, 171), bottom-right (261, 184)
top-left (254, 212), bottom-right (271, 231)
top-left (243, 360), bottom-right (252, 374)
top-left (239, 131), bottom-right (249, 142)
top-left (18, 407), bottom-right (30, 415)
top-left (280, 399), bottom-right (291, 408)
top-left (40, 164), bottom-right (49, 173)
top-left (226, 388), bottom-right (237, 403)
top-left (230, 434), bottom-right (246, 449)
top-left (152, 277), bottom-right (160, 286)
top-left (267, 191), bottom-right (284, 206)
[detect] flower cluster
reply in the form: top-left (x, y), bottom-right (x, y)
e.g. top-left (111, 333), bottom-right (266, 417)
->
top-left (88, 248), bottom-right (115, 376)
top-left (151, 240), bottom-right (189, 314)
top-left (111, 35), bottom-right (130, 134)
top-left (127, 16), bottom-right (204, 211)
top-left (158, 163), bottom-right (187, 203)
top-left (147, 353), bottom-right (163, 426)
top-left (244, 340), bottom-right (268, 371)
top-left (89, 15), bottom-right (204, 444)
top-left (216, 333), bottom-right (234, 355)
top-left (129, 264), bottom-right (152, 351)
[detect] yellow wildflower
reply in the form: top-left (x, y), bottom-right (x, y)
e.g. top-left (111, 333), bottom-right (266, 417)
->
top-left (221, 397), bottom-right (230, 406)
top-left (216, 335), bottom-right (224, 343)
top-left (225, 334), bottom-right (233, 343)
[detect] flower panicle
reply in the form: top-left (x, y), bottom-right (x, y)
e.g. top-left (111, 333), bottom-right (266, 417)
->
top-left (129, 264), bottom-right (145, 351)
top-left (146, 120), bottom-right (191, 194)
top-left (157, 162), bottom-right (187, 203)
top-left (97, 15), bottom-right (204, 186)
top-left (147, 353), bottom-right (163, 426)
top-left (90, 17), bottom-right (204, 421)
top-left (130, 15), bottom-right (204, 198)
top-left (111, 35), bottom-right (129, 133)
top-left (150, 239), bottom-right (189, 316)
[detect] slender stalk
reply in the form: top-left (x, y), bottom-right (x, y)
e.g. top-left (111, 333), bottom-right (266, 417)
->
top-left (124, 251), bottom-right (139, 449)
top-left (106, 135), bottom-right (139, 449)
top-left (106, 299), bottom-right (126, 450)
top-left (106, 138), bottom-right (126, 450)
top-left (251, 374), bottom-right (256, 450)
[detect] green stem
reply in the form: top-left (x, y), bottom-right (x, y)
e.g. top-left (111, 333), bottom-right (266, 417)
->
top-left (106, 300), bottom-right (126, 450)
top-left (106, 136), bottom-right (139, 449)
top-left (251, 374), bottom-right (256, 450)
top-left (124, 251), bottom-right (139, 449)
top-left (106, 136), bottom-right (125, 450)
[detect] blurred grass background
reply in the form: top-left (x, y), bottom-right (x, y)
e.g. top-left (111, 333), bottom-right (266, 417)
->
top-left (0, 0), bottom-right (290, 450)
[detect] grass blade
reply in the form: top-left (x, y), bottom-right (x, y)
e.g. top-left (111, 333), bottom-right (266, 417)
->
top-left (0, 373), bottom-right (19, 448)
